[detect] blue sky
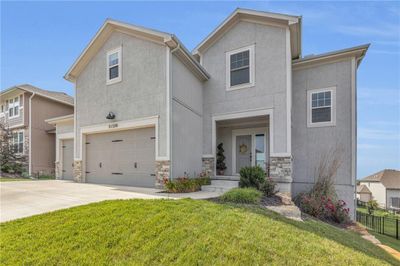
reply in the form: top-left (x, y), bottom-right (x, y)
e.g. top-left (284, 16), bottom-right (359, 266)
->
top-left (1, 1), bottom-right (399, 178)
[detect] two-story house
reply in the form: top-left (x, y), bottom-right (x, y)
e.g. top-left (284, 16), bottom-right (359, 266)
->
top-left (49, 8), bottom-right (368, 217)
top-left (1, 84), bottom-right (74, 176)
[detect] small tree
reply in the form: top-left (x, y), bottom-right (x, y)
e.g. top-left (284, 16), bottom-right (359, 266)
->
top-left (216, 143), bottom-right (227, 175)
top-left (366, 200), bottom-right (379, 215)
top-left (0, 121), bottom-right (27, 175)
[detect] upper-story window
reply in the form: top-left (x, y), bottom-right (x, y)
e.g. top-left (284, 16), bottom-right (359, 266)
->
top-left (12, 131), bottom-right (24, 154)
top-left (106, 46), bottom-right (122, 85)
top-left (307, 87), bottom-right (336, 128)
top-left (226, 44), bottom-right (255, 91)
top-left (8, 97), bottom-right (20, 118)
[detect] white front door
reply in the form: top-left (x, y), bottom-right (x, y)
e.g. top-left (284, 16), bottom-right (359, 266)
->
top-left (232, 128), bottom-right (268, 175)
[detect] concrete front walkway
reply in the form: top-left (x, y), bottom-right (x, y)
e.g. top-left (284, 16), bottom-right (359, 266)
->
top-left (0, 180), bottom-right (221, 223)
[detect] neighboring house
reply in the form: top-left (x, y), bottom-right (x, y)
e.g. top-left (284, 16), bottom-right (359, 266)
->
top-left (357, 169), bottom-right (400, 210)
top-left (356, 184), bottom-right (372, 203)
top-left (48, 8), bottom-right (369, 218)
top-left (0, 84), bottom-right (74, 176)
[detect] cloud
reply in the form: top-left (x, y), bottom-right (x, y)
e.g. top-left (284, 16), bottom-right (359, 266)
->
top-left (334, 24), bottom-right (400, 38)
top-left (358, 143), bottom-right (380, 149)
top-left (358, 128), bottom-right (400, 140)
top-left (370, 49), bottom-right (400, 55)
top-left (358, 87), bottom-right (400, 105)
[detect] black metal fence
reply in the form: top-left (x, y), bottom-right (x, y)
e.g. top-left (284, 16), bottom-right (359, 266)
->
top-left (356, 211), bottom-right (399, 240)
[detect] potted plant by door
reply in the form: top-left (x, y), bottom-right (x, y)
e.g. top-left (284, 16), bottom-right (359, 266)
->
top-left (216, 143), bottom-right (227, 175)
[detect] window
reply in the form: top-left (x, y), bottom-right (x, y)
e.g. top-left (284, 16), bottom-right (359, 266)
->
top-left (106, 46), bottom-right (122, 84)
top-left (391, 197), bottom-right (400, 209)
top-left (307, 87), bottom-right (336, 127)
top-left (7, 97), bottom-right (20, 118)
top-left (226, 44), bottom-right (255, 90)
top-left (12, 131), bottom-right (24, 154)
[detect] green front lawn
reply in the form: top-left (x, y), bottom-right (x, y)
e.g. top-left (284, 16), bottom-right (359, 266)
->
top-left (0, 177), bottom-right (32, 182)
top-left (1, 199), bottom-right (397, 265)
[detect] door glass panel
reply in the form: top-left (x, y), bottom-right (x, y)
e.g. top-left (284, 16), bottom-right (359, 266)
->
top-left (255, 134), bottom-right (265, 169)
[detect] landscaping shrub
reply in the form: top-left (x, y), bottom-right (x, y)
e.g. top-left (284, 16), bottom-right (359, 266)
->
top-left (366, 200), bottom-right (379, 215)
top-left (239, 166), bottom-right (266, 190)
top-left (220, 188), bottom-right (262, 204)
top-left (295, 147), bottom-right (350, 224)
top-left (259, 177), bottom-right (277, 196)
top-left (164, 173), bottom-right (211, 193)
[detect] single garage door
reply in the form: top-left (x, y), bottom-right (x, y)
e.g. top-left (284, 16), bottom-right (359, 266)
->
top-left (85, 127), bottom-right (156, 187)
top-left (62, 139), bottom-right (74, 180)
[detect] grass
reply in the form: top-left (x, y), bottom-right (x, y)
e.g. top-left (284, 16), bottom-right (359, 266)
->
top-left (369, 230), bottom-right (400, 252)
top-left (0, 177), bottom-right (32, 182)
top-left (358, 206), bottom-right (400, 219)
top-left (1, 199), bottom-right (398, 265)
top-left (220, 187), bottom-right (262, 204)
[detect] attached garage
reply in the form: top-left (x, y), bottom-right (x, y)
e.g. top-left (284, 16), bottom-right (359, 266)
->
top-left (61, 139), bottom-right (74, 180)
top-left (85, 127), bottom-right (156, 187)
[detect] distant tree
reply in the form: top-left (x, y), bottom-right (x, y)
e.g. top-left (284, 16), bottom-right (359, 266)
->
top-left (0, 121), bottom-right (27, 175)
top-left (366, 200), bottom-right (379, 215)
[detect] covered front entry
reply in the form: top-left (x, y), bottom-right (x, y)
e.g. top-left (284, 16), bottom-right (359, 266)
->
top-left (85, 127), bottom-right (156, 187)
top-left (215, 115), bottom-right (269, 177)
top-left (233, 128), bottom-right (267, 174)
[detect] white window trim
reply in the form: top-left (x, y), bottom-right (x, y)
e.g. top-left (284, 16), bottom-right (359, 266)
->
top-left (307, 87), bottom-right (336, 128)
top-left (106, 46), bottom-right (122, 85)
top-left (12, 130), bottom-right (24, 155)
top-left (226, 44), bottom-right (255, 91)
top-left (7, 96), bottom-right (21, 118)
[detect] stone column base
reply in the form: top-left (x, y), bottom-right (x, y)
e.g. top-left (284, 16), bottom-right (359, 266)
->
top-left (73, 160), bottom-right (83, 182)
top-left (155, 160), bottom-right (170, 188)
top-left (202, 157), bottom-right (215, 177)
top-left (55, 161), bottom-right (61, 179)
top-left (269, 156), bottom-right (292, 196)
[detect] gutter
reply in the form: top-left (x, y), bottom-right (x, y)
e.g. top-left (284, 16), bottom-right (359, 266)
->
top-left (28, 92), bottom-right (36, 176)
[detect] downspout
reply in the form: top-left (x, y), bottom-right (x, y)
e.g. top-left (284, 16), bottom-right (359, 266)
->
top-left (28, 92), bottom-right (36, 176)
top-left (168, 42), bottom-right (179, 180)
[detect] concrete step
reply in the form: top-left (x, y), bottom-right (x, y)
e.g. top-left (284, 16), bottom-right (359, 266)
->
top-left (213, 175), bottom-right (240, 181)
top-left (201, 179), bottom-right (239, 193)
top-left (211, 180), bottom-right (239, 187)
top-left (201, 185), bottom-right (234, 193)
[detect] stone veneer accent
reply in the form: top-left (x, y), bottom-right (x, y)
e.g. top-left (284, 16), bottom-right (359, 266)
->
top-left (155, 160), bottom-right (170, 188)
top-left (269, 156), bottom-right (292, 196)
top-left (73, 160), bottom-right (83, 182)
top-left (55, 161), bottom-right (61, 179)
top-left (202, 157), bottom-right (215, 177)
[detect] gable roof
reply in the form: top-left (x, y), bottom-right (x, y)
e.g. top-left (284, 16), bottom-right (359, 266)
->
top-left (193, 8), bottom-right (302, 59)
top-left (1, 84), bottom-right (74, 106)
top-left (64, 19), bottom-right (209, 82)
top-left (357, 184), bottom-right (371, 194)
top-left (361, 169), bottom-right (400, 189)
top-left (292, 44), bottom-right (370, 69)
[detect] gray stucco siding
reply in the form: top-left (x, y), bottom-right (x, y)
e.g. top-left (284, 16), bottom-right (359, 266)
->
top-left (292, 59), bottom-right (355, 215)
top-left (75, 31), bottom-right (167, 158)
top-left (201, 21), bottom-right (289, 155)
top-left (171, 54), bottom-right (203, 178)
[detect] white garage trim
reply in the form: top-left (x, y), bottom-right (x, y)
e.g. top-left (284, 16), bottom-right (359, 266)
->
top-left (78, 116), bottom-right (163, 181)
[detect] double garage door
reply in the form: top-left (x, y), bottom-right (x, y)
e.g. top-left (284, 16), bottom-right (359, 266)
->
top-left (85, 127), bottom-right (156, 187)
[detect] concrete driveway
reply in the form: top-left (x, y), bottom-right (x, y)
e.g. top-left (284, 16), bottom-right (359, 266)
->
top-left (0, 180), bottom-right (169, 223)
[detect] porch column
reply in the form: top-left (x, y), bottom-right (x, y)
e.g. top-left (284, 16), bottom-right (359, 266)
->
top-left (269, 156), bottom-right (292, 196)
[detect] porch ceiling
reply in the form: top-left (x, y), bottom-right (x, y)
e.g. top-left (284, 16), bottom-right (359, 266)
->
top-left (216, 115), bottom-right (269, 128)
